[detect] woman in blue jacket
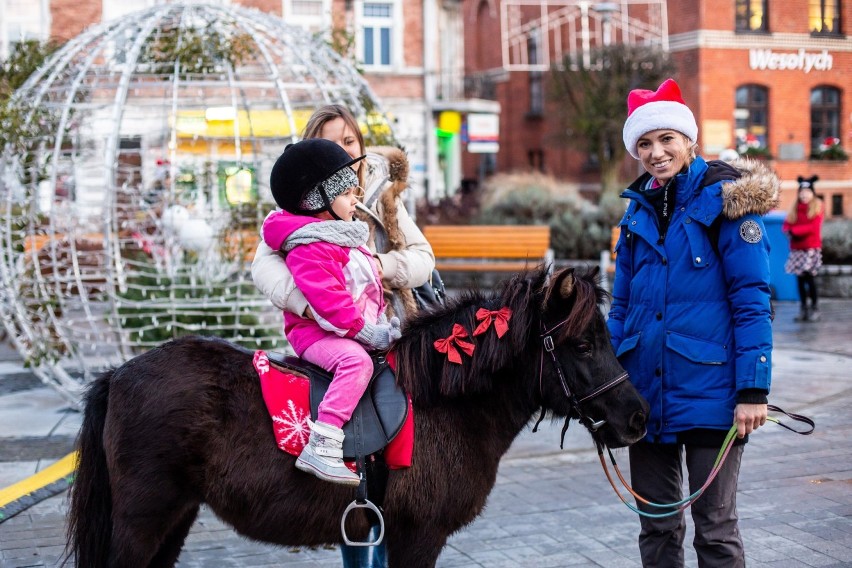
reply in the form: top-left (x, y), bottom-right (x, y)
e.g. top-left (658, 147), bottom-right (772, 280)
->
top-left (608, 78), bottom-right (779, 567)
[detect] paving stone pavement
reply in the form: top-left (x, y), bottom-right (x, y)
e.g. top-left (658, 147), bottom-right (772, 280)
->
top-left (1, 300), bottom-right (851, 567)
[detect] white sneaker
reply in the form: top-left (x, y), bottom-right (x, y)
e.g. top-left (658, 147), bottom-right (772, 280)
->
top-left (295, 420), bottom-right (360, 486)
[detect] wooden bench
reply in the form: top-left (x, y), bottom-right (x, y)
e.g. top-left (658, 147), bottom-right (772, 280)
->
top-left (423, 225), bottom-right (553, 275)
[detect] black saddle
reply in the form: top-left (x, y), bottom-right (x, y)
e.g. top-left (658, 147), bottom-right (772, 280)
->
top-left (265, 352), bottom-right (408, 460)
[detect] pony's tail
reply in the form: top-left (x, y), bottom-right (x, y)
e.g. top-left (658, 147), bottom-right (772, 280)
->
top-left (63, 369), bottom-right (114, 568)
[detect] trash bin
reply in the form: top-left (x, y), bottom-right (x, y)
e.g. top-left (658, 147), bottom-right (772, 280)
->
top-left (763, 210), bottom-right (798, 301)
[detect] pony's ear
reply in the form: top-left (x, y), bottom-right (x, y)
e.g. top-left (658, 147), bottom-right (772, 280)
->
top-left (797, 175), bottom-right (805, 183)
top-left (543, 266), bottom-right (577, 309)
top-left (560, 272), bottom-right (575, 298)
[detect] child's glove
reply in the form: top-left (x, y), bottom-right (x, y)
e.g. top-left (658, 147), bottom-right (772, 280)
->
top-left (355, 317), bottom-right (401, 350)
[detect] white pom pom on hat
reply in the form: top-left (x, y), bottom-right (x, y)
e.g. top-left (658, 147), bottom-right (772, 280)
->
top-left (622, 78), bottom-right (698, 159)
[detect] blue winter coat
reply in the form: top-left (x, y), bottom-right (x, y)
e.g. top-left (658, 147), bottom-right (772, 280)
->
top-left (608, 157), bottom-right (779, 443)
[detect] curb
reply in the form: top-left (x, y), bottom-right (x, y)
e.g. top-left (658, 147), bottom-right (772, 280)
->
top-left (0, 451), bottom-right (76, 524)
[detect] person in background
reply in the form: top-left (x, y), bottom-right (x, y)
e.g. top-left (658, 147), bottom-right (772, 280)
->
top-left (253, 104), bottom-right (435, 568)
top-left (608, 78), bottom-right (778, 567)
top-left (262, 139), bottom-right (401, 486)
top-left (783, 175), bottom-right (824, 322)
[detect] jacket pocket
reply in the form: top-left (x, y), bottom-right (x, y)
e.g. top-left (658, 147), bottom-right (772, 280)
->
top-left (616, 332), bottom-right (640, 357)
top-left (683, 220), bottom-right (715, 269)
top-left (666, 331), bottom-right (727, 365)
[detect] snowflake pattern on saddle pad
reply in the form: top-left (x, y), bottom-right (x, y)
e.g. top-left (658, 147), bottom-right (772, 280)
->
top-left (272, 399), bottom-right (310, 451)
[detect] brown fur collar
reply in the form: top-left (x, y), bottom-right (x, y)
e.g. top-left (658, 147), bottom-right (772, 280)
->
top-left (721, 159), bottom-right (780, 219)
top-left (356, 147), bottom-right (418, 320)
top-left (364, 147), bottom-right (410, 251)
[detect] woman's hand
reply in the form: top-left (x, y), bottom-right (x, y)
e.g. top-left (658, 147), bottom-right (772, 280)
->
top-left (734, 403), bottom-right (768, 438)
top-left (373, 254), bottom-right (384, 282)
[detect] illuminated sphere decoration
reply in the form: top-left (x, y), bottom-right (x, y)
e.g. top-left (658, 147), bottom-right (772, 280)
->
top-left (0, 3), bottom-right (392, 403)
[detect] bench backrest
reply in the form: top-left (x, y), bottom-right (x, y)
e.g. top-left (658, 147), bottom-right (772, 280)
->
top-left (424, 225), bottom-right (551, 259)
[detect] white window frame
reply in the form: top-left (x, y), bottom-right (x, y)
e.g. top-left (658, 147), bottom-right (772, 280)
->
top-left (102, 0), bottom-right (160, 23)
top-left (1, 0), bottom-right (49, 59)
top-left (283, 0), bottom-right (332, 32)
top-left (355, 0), bottom-right (402, 71)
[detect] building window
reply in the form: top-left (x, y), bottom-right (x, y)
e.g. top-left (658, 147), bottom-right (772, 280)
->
top-left (528, 149), bottom-right (545, 172)
top-left (809, 0), bottom-right (842, 34)
top-left (735, 85), bottom-right (769, 155)
top-left (361, 2), bottom-right (394, 68)
top-left (735, 0), bottom-right (768, 32)
top-left (102, 0), bottom-right (156, 23)
top-left (810, 86), bottom-right (841, 156)
top-left (831, 194), bottom-right (843, 217)
top-left (527, 33), bottom-right (543, 117)
top-left (284, 0), bottom-right (331, 31)
top-left (1, 0), bottom-right (46, 57)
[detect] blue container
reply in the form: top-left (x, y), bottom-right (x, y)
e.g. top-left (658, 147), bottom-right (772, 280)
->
top-left (763, 210), bottom-right (799, 301)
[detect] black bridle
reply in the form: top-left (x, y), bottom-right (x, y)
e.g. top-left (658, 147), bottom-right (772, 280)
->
top-left (536, 318), bottom-right (629, 441)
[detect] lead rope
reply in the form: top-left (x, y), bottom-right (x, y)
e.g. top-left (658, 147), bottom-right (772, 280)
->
top-left (601, 404), bottom-right (815, 518)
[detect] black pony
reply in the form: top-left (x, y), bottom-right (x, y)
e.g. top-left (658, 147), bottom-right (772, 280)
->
top-left (66, 267), bottom-right (648, 567)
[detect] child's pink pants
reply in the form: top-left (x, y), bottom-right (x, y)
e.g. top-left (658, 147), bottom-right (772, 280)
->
top-left (301, 335), bottom-right (374, 428)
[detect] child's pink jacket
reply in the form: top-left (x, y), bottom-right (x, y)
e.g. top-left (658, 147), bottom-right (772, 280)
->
top-left (262, 210), bottom-right (384, 357)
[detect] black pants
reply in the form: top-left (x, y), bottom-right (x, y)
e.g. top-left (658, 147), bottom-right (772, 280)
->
top-left (629, 441), bottom-right (745, 568)
top-left (797, 273), bottom-right (818, 309)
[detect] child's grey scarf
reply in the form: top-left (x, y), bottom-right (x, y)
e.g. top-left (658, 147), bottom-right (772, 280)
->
top-left (283, 219), bottom-right (370, 252)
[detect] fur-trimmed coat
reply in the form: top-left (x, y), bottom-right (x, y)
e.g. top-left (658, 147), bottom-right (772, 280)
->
top-left (608, 156), bottom-right (779, 444)
top-left (252, 147), bottom-right (435, 323)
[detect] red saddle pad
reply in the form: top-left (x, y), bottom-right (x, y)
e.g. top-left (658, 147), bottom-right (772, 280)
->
top-left (253, 350), bottom-right (413, 469)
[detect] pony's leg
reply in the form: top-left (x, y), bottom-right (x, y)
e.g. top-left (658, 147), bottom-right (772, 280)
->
top-left (148, 505), bottom-right (200, 568)
top-left (107, 500), bottom-right (197, 567)
top-left (385, 532), bottom-right (446, 568)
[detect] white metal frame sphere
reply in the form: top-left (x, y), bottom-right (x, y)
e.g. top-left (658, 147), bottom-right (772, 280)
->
top-left (0, 3), bottom-right (390, 403)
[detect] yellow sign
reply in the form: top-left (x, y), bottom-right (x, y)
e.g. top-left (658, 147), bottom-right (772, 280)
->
top-left (438, 111), bottom-right (462, 134)
top-left (173, 108), bottom-right (394, 140)
top-left (172, 108), bottom-right (313, 139)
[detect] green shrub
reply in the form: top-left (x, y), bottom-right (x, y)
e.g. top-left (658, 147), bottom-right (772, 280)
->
top-left (475, 172), bottom-right (622, 259)
top-left (822, 219), bottom-right (852, 264)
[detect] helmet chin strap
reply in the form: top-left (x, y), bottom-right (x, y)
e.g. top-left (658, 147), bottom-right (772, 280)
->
top-left (319, 188), bottom-right (344, 221)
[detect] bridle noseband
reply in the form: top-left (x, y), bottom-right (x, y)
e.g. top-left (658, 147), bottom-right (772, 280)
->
top-left (538, 319), bottom-right (628, 436)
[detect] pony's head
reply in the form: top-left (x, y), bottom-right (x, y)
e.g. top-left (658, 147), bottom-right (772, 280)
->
top-left (536, 266), bottom-right (648, 448)
top-left (394, 266), bottom-right (647, 448)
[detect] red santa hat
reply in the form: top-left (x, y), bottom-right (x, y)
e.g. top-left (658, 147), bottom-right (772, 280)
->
top-left (622, 78), bottom-right (698, 159)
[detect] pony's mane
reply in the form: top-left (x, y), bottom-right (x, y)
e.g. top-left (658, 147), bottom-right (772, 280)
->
top-left (394, 266), bottom-right (605, 406)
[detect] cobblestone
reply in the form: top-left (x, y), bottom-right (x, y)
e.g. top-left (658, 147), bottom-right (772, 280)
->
top-left (0, 300), bottom-right (850, 566)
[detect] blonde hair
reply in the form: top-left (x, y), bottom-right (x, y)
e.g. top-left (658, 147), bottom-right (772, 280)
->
top-left (786, 190), bottom-right (823, 223)
top-left (302, 104), bottom-right (367, 187)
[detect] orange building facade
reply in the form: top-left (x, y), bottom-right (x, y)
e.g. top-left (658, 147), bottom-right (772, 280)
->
top-left (461, 0), bottom-right (852, 218)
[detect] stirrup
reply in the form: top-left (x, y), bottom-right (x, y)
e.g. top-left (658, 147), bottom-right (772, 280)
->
top-left (340, 499), bottom-right (385, 547)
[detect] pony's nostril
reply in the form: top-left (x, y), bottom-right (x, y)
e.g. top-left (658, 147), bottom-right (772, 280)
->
top-left (630, 411), bottom-right (647, 432)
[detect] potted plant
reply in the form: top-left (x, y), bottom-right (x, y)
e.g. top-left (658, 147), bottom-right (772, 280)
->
top-left (811, 137), bottom-right (849, 161)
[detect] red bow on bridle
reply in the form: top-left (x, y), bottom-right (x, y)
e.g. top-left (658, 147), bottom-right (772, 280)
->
top-left (473, 307), bottom-right (513, 338)
top-left (434, 323), bottom-right (475, 364)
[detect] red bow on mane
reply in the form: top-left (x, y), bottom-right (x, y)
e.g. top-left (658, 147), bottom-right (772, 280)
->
top-left (434, 323), bottom-right (475, 364)
top-left (473, 307), bottom-right (513, 338)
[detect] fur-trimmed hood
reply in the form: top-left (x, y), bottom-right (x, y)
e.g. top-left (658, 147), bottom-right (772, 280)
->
top-left (356, 147), bottom-right (420, 320)
top-left (358, 147), bottom-right (411, 249)
top-left (720, 158), bottom-right (780, 219)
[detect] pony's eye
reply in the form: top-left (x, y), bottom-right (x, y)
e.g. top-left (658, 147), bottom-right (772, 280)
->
top-left (576, 341), bottom-right (592, 356)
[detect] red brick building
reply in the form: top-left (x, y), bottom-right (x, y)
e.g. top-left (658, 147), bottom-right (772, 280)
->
top-left (462, 0), bottom-right (852, 218)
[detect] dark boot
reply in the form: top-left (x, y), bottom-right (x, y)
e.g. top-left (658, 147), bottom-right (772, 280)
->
top-left (794, 306), bottom-right (809, 322)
